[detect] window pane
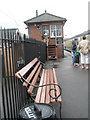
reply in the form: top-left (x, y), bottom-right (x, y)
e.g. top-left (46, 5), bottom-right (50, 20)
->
top-left (50, 25), bottom-right (62, 37)
top-left (51, 25), bottom-right (55, 37)
top-left (57, 37), bottom-right (62, 44)
top-left (56, 25), bottom-right (61, 37)
top-left (43, 25), bottom-right (49, 36)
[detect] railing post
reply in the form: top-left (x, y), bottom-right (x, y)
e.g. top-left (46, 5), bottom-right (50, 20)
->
top-left (55, 37), bottom-right (57, 46)
top-left (46, 38), bottom-right (48, 47)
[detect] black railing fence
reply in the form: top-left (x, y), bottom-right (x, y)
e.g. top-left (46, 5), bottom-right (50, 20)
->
top-left (0, 29), bottom-right (46, 119)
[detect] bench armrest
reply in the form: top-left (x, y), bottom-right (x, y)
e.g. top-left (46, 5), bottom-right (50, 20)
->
top-left (49, 84), bottom-right (62, 99)
top-left (18, 73), bottom-right (62, 101)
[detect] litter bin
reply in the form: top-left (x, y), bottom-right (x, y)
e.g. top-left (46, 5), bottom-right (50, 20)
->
top-left (18, 103), bottom-right (56, 120)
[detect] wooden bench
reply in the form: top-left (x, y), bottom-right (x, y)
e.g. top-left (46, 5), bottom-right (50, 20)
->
top-left (15, 57), bottom-right (62, 118)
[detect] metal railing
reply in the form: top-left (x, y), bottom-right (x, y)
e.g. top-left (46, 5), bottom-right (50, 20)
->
top-left (0, 29), bottom-right (46, 119)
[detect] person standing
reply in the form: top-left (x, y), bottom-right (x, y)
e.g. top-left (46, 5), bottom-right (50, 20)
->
top-left (72, 38), bottom-right (78, 65)
top-left (74, 47), bottom-right (80, 66)
top-left (77, 36), bottom-right (89, 70)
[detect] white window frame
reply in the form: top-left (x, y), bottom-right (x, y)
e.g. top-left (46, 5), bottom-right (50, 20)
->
top-left (50, 24), bottom-right (62, 38)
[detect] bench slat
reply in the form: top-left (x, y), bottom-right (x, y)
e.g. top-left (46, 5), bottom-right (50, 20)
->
top-left (23, 61), bottom-right (41, 87)
top-left (53, 68), bottom-right (62, 102)
top-left (40, 70), bottom-right (47, 103)
top-left (45, 69), bottom-right (50, 103)
top-left (27, 64), bottom-right (42, 94)
top-left (50, 69), bottom-right (55, 103)
top-left (35, 69), bottom-right (45, 103)
top-left (15, 58), bottom-right (38, 79)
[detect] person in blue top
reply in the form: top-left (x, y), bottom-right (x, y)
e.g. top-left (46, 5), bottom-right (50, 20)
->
top-left (72, 38), bottom-right (78, 65)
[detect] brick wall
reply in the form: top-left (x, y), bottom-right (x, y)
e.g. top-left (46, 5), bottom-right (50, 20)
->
top-left (57, 44), bottom-right (62, 58)
top-left (30, 25), bottom-right (41, 40)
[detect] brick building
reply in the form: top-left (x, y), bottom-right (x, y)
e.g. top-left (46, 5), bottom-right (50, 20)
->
top-left (24, 10), bottom-right (67, 59)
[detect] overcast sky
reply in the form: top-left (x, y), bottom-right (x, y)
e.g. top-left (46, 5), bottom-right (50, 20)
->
top-left (0, 0), bottom-right (89, 38)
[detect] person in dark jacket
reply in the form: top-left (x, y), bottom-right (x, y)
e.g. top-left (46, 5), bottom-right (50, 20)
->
top-left (72, 38), bottom-right (78, 65)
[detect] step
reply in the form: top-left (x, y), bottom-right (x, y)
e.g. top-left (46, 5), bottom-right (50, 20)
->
top-left (48, 44), bottom-right (56, 46)
top-left (48, 48), bottom-right (56, 51)
top-left (48, 50), bottom-right (56, 52)
top-left (48, 46), bottom-right (56, 48)
top-left (48, 50), bottom-right (56, 53)
top-left (48, 51), bottom-right (56, 54)
top-left (48, 53), bottom-right (56, 55)
top-left (48, 53), bottom-right (56, 56)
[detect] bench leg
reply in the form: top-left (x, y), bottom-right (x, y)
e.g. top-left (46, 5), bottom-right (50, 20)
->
top-left (50, 102), bottom-right (62, 119)
top-left (60, 102), bottom-right (62, 119)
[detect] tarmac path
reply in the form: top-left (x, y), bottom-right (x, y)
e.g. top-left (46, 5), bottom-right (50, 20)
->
top-left (47, 50), bottom-right (88, 118)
